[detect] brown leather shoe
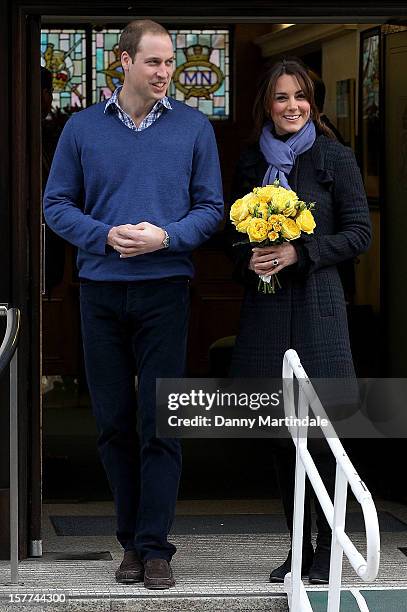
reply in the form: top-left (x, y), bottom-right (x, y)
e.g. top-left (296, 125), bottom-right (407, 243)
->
top-left (143, 558), bottom-right (175, 590)
top-left (115, 550), bottom-right (144, 583)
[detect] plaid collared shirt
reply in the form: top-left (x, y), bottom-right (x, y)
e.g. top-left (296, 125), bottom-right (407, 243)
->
top-left (104, 85), bottom-right (172, 131)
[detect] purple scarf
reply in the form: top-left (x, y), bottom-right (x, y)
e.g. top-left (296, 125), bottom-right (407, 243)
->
top-left (259, 120), bottom-right (316, 189)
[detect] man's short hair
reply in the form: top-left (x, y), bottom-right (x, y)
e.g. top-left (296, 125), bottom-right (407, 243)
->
top-left (41, 66), bottom-right (53, 92)
top-left (119, 19), bottom-right (171, 60)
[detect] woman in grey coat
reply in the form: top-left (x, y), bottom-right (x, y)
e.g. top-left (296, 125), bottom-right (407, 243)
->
top-left (228, 58), bottom-right (371, 583)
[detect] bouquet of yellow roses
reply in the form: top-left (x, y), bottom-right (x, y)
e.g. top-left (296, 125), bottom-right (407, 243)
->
top-left (230, 180), bottom-right (316, 293)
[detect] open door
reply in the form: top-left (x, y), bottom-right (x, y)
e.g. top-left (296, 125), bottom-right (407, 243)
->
top-left (384, 29), bottom-right (407, 376)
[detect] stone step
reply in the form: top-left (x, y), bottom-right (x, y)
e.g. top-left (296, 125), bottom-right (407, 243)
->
top-left (0, 594), bottom-right (288, 612)
top-left (3, 590), bottom-right (407, 611)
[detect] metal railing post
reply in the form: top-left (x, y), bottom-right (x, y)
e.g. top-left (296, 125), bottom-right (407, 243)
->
top-left (9, 347), bottom-right (19, 585)
top-left (291, 386), bottom-right (309, 610)
top-left (0, 305), bottom-right (21, 586)
top-left (327, 463), bottom-right (347, 612)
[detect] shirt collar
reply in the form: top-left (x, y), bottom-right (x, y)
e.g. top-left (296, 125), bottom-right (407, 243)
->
top-left (104, 85), bottom-right (172, 114)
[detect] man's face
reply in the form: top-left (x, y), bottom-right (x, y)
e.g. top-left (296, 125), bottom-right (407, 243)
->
top-left (121, 33), bottom-right (174, 105)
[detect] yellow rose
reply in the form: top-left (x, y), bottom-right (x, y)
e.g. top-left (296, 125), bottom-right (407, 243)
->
top-left (270, 186), bottom-right (299, 213)
top-left (230, 198), bottom-right (250, 224)
top-left (268, 230), bottom-right (279, 241)
top-left (247, 217), bottom-right (268, 242)
top-left (241, 192), bottom-right (260, 214)
top-left (257, 203), bottom-right (269, 220)
top-left (296, 209), bottom-right (316, 234)
top-left (267, 216), bottom-right (281, 230)
top-left (254, 185), bottom-right (275, 203)
top-left (282, 202), bottom-right (298, 217)
top-left (236, 215), bottom-right (253, 233)
top-left (281, 218), bottom-right (301, 240)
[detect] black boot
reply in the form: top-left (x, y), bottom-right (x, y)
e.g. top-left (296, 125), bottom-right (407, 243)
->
top-left (309, 544), bottom-right (331, 584)
top-left (269, 545), bottom-right (314, 583)
top-left (309, 447), bottom-right (335, 584)
top-left (271, 445), bottom-right (314, 583)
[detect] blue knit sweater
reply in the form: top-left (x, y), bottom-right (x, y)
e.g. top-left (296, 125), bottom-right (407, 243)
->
top-left (43, 100), bottom-right (224, 281)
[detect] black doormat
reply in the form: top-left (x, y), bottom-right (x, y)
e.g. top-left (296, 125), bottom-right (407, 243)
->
top-left (35, 551), bottom-right (112, 561)
top-left (50, 511), bottom-right (407, 537)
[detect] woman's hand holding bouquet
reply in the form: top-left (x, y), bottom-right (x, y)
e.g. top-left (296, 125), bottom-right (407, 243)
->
top-left (230, 180), bottom-right (316, 293)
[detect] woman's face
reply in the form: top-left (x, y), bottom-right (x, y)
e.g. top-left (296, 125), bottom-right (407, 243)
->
top-left (269, 73), bottom-right (311, 136)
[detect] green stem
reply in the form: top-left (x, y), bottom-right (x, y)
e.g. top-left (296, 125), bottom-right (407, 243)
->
top-left (257, 274), bottom-right (282, 294)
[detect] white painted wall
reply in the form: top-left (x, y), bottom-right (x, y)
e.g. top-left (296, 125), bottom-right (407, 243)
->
top-left (321, 31), bottom-right (359, 132)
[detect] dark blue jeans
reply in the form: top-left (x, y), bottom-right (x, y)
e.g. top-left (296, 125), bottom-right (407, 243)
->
top-left (79, 278), bottom-right (190, 561)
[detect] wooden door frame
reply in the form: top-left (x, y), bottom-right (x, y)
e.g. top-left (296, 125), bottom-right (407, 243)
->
top-left (10, 1), bottom-right (33, 559)
top-left (5, 0), bottom-right (407, 558)
top-left (26, 14), bottom-right (42, 555)
top-left (0, 0), bottom-right (11, 561)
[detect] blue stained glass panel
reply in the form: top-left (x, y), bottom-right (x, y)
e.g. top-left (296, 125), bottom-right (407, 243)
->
top-left (96, 48), bottom-right (104, 71)
top-left (186, 34), bottom-right (198, 46)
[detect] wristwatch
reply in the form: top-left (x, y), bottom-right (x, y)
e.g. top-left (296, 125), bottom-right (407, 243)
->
top-left (162, 229), bottom-right (170, 249)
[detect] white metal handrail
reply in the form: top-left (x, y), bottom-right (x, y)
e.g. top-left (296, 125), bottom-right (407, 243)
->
top-left (0, 305), bottom-right (21, 586)
top-left (282, 349), bottom-right (380, 612)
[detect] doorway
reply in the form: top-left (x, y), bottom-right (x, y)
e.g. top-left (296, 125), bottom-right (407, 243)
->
top-left (7, 3), bottom-right (407, 556)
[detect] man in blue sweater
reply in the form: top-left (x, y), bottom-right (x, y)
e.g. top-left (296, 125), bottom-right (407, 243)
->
top-left (44, 19), bottom-right (223, 589)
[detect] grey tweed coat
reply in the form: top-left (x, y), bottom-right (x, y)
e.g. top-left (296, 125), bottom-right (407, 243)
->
top-left (228, 132), bottom-right (371, 379)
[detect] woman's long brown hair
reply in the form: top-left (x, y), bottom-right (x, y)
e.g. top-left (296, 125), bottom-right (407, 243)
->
top-left (252, 57), bottom-right (335, 140)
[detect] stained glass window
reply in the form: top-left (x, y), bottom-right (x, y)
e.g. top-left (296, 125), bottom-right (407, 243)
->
top-left (90, 27), bottom-right (230, 118)
top-left (169, 29), bottom-right (230, 119)
top-left (92, 29), bottom-right (122, 103)
top-left (41, 29), bottom-right (86, 110)
top-left (362, 34), bottom-right (380, 118)
top-left (42, 27), bottom-right (230, 120)
top-left (360, 28), bottom-right (380, 200)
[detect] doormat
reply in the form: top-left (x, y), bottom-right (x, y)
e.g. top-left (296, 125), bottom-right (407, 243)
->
top-left (36, 551), bottom-right (112, 561)
top-left (50, 511), bottom-right (407, 537)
